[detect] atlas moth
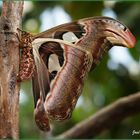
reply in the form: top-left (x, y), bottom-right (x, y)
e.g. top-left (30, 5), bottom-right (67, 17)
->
top-left (18, 16), bottom-right (136, 131)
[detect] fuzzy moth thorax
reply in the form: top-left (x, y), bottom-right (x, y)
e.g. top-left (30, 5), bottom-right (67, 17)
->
top-left (18, 30), bottom-right (35, 81)
top-left (19, 30), bottom-right (33, 48)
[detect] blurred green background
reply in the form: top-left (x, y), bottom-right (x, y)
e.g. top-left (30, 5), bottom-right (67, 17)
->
top-left (19, 1), bottom-right (140, 139)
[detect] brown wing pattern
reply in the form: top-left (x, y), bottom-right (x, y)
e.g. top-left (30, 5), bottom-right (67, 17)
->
top-left (25, 16), bottom-right (135, 131)
top-left (32, 38), bottom-right (92, 121)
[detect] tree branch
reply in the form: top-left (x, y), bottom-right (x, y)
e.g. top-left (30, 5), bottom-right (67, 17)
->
top-left (57, 92), bottom-right (140, 139)
top-left (0, 0), bottom-right (23, 139)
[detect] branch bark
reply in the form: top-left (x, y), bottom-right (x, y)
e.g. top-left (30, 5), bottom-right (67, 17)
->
top-left (0, 0), bottom-right (23, 139)
top-left (57, 92), bottom-right (140, 139)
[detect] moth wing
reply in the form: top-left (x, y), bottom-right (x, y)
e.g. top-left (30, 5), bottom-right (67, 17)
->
top-left (32, 17), bottom-right (102, 70)
top-left (32, 16), bottom-right (134, 70)
top-left (32, 67), bottom-right (40, 107)
top-left (31, 16), bottom-right (134, 121)
top-left (33, 21), bottom-right (84, 39)
top-left (32, 38), bottom-right (93, 120)
top-left (32, 46), bottom-right (50, 106)
top-left (32, 18), bottom-right (91, 105)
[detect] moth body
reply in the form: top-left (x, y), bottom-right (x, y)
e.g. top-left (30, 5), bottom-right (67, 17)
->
top-left (18, 47), bottom-right (35, 81)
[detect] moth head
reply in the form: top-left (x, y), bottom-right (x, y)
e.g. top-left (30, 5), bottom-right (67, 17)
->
top-left (95, 17), bottom-right (136, 48)
top-left (17, 28), bottom-right (33, 47)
